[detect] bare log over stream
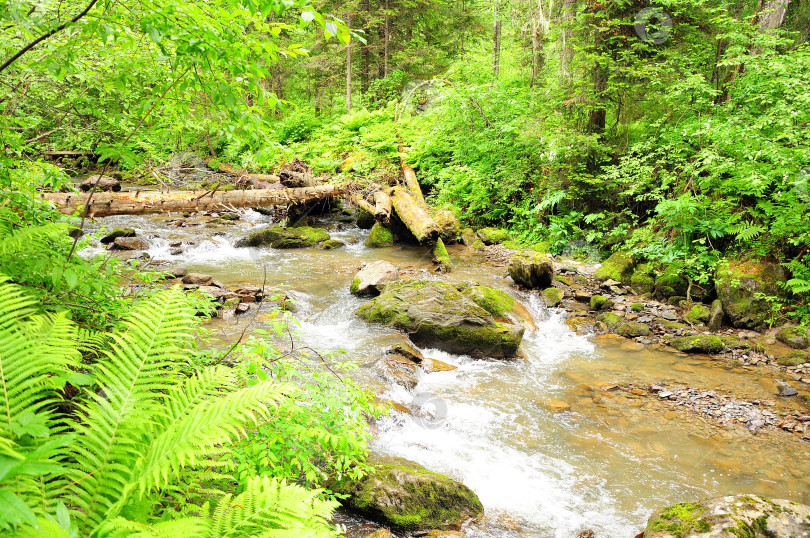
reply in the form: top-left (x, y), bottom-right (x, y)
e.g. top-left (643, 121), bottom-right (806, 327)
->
top-left (41, 185), bottom-right (344, 217)
top-left (372, 189), bottom-right (392, 223)
top-left (390, 185), bottom-right (440, 243)
top-left (401, 163), bottom-right (426, 205)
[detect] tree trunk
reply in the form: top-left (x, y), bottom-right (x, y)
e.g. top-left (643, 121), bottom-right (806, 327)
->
top-left (346, 11), bottom-right (352, 113)
top-left (401, 163), bottom-right (426, 205)
top-left (372, 189), bottom-right (392, 223)
top-left (360, 0), bottom-right (370, 95)
top-left (390, 186), bottom-right (441, 244)
top-left (560, 0), bottom-right (575, 82)
top-left (42, 185), bottom-right (344, 218)
top-left (491, 2), bottom-right (502, 88)
top-left (759, 0), bottom-right (791, 30)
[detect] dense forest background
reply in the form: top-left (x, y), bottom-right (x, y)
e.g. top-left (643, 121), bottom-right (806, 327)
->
top-left (0, 0), bottom-right (809, 535)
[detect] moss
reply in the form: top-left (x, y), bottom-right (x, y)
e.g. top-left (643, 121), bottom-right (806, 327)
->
top-left (220, 212), bottom-right (240, 221)
top-left (541, 287), bottom-right (565, 307)
top-left (657, 318), bottom-right (688, 331)
top-left (720, 335), bottom-right (751, 350)
top-left (531, 241), bottom-right (552, 253)
top-left (319, 239), bottom-right (346, 249)
top-left (655, 262), bottom-right (688, 298)
top-left (775, 326), bottom-right (809, 349)
top-left (715, 260), bottom-right (787, 330)
top-left (471, 239), bottom-right (485, 250)
top-left (432, 238), bottom-right (451, 271)
top-left (590, 295), bottom-right (612, 311)
top-left (617, 322), bottom-right (651, 338)
top-left (234, 225), bottom-right (329, 248)
top-left (776, 350), bottom-right (809, 366)
top-left (462, 286), bottom-right (515, 316)
top-left (630, 263), bottom-right (655, 294)
top-left (684, 304), bottom-right (712, 325)
top-left (650, 502), bottom-right (711, 537)
top-left (477, 227), bottom-right (510, 245)
top-left (100, 227), bottom-right (136, 245)
top-left (596, 312), bottom-right (623, 331)
top-left (501, 240), bottom-right (521, 250)
top-left (365, 223), bottom-right (394, 247)
top-left (356, 207), bottom-right (376, 229)
top-left (350, 277), bottom-right (361, 295)
top-left (594, 251), bottom-right (635, 283)
top-left (729, 516), bottom-right (769, 538)
top-left (671, 335), bottom-right (725, 354)
top-left (554, 275), bottom-right (573, 285)
top-left (631, 302), bottom-right (644, 312)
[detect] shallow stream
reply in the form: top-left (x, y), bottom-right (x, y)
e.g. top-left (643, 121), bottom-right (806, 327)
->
top-left (86, 210), bottom-right (810, 537)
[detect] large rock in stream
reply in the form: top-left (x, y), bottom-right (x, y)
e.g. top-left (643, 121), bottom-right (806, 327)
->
top-left (356, 280), bottom-right (524, 359)
top-left (715, 260), bottom-right (786, 331)
top-left (331, 455), bottom-right (483, 532)
top-left (508, 252), bottom-right (553, 289)
top-left (235, 225), bottom-right (329, 248)
top-left (351, 261), bottom-right (400, 296)
top-left (645, 495), bottom-right (810, 537)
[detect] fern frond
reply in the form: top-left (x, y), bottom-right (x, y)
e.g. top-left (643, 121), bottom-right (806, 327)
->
top-left (65, 286), bottom-right (197, 532)
top-left (0, 212), bottom-right (69, 258)
top-left (210, 476), bottom-right (338, 538)
top-left (136, 377), bottom-right (293, 495)
top-left (0, 276), bottom-right (79, 439)
top-left (98, 516), bottom-right (211, 538)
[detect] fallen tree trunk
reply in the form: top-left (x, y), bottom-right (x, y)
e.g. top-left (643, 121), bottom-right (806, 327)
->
top-left (42, 185), bottom-right (344, 218)
top-left (352, 194), bottom-right (378, 217)
top-left (390, 185), bottom-right (440, 244)
top-left (401, 163), bottom-right (426, 205)
top-left (372, 189), bottom-right (392, 224)
top-left (204, 159), bottom-right (279, 182)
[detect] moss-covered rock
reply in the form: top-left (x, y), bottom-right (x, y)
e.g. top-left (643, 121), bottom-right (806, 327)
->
top-left (461, 286), bottom-right (515, 317)
top-left (708, 299), bottom-right (725, 332)
top-left (331, 455), bottom-right (483, 532)
top-left (617, 322), bottom-right (651, 338)
top-left (530, 241), bottom-right (551, 253)
top-left (566, 316), bottom-right (596, 334)
top-left (356, 207), bottom-right (376, 229)
top-left (720, 335), bottom-right (751, 350)
top-left (596, 312), bottom-right (623, 331)
top-left (684, 304), bottom-right (712, 325)
top-left (630, 263), bottom-right (655, 294)
top-left (501, 240), bottom-right (521, 250)
top-left (645, 495), bottom-right (810, 538)
top-left (715, 260), bottom-right (786, 331)
top-left (432, 238), bottom-right (451, 272)
top-left (541, 287), bottom-right (565, 307)
top-left (357, 280), bottom-right (524, 359)
top-left (100, 227), bottom-right (136, 245)
top-left (593, 251), bottom-right (635, 283)
top-left (477, 227), bottom-right (510, 245)
top-left (365, 223), bottom-right (395, 248)
top-left (235, 225), bottom-right (329, 248)
top-left (319, 239), bottom-right (346, 249)
top-left (671, 335), bottom-right (724, 354)
top-left (776, 350), bottom-right (809, 366)
top-left (590, 295), bottom-right (613, 311)
top-left (775, 326), bottom-right (809, 349)
top-left (460, 228), bottom-right (479, 246)
top-left (433, 209), bottom-right (462, 243)
top-left (508, 252), bottom-right (553, 289)
top-left (471, 239), bottom-right (485, 250)
top-left (631, 302), bottom-right (644, 312)
top-left (654, 262), bottom-right (688, 298)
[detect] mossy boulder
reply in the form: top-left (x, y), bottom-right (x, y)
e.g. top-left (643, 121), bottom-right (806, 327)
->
top-left (645, 495), bottom-right (810, 538)
top-left (775, 326), bottom-right (809, 349)
top-left (100, 227), bottom-right (136, 245)
top-left (616, 322), bottom-right (651, 338)
top-left (357, 280), bottom-right (524, 359)
top-left (356, 207), bottom-right (376, 229)
top-left (433, 209), bottom-right (462, 243)
top-left (501, 240), bottom-right (521, 250)
top-left (776, 350), bottom-right (809, 366)
top-left (541, 287), bottom-right (565, 307)
top-left (471, 239), bottom-right (485, 250)
top-left (331, 455), bottom-right (483, 532)
top-left (630, 263), bottom-right (656, 294)
top-left (715, 260), bottom-right (786, 331)
top-left (461, 286), bottom-right (515, 317)
top-left (590, 295), bottom-right (612, 311)
top-left (235, 225), bottom-right (329, 248)
top-left (654, 262), bottom-right (688, 298)
top-left (460, 228), bottom-right (478, 246)
top-left (671, 335), bottom-right (724, 354)
top-left (566, 316), bottom-right (596, 334)
top-left (365, 223), bottom-right (395, 248)
top-left (684, 304), bottom-right (712, 325)
top-left (631, 302), bottom-right (644, 312)
top-left (593, 251), bottom-right (635, 283)
top-left (432, 238), bottom-right (451, 272)
top-left (319, 239), bottom-right (345, 250)
top-left (476, 227), bottom-right (510, 245)
top-left (508, 252), bottom-right (553, 289)
top-left (596, 312), bottom-right (623, 331)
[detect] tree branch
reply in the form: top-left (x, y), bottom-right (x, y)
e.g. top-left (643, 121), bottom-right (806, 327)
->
top-left (0, 0), bottom-right (100, 75)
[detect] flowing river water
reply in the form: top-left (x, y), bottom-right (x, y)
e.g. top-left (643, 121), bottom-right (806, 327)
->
top-left (86, 208), bottom-right (810, 538)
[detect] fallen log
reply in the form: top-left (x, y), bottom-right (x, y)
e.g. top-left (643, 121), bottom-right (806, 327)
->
top-left (41, 185), bottom-right (344, 218)
top-left (372, 189), bottom-right (392, 224)
top-left (390, 185), bottom-right (440, 244)
top-left (352, 194), bottom-right (378, 217)
top-left (204, 159), bottom-right (279, 183)
top-left (401, 163), bottom-right (426, 205)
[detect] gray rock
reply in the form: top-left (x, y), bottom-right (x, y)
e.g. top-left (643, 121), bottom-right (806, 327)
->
top-left (661, 310), bottom-right (679, 321)
top-left (182, 273), bottom-right (213, 285)
top-left (111, 236), bottom-right (149, 250)
top-left (776, 380), bottom-right (799, 397)
top-left (508, 252), bottom-right (553, 289)
top-left (350, 261), bottom-right (399, 296)
top-left (79, 175), bottom-right (121, 192)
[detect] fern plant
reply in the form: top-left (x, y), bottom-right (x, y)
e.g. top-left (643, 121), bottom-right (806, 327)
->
top-left (0, 279), bottom-right (340, 537)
